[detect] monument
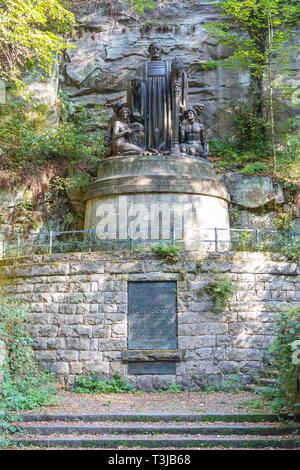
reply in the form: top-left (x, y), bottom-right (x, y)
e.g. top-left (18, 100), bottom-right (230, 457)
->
top-left (84, 42), bottom-right (230, 250)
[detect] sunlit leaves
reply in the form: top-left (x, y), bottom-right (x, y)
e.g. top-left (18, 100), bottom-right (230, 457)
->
top-left (0, 0), bottom-right (76, 92)
top-left (129, 0), bottom-right (156, 15)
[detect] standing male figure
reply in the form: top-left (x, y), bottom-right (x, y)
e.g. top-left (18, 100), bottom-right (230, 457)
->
top-left (127, 42), bottom-right (188, 153)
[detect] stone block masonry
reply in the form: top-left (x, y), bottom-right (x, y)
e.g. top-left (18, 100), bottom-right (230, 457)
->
top-left (1, 251), bottom-right (299, 390)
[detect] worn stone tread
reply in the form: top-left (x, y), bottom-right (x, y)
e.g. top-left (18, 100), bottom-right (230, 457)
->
top-left (15, 424), bottom-right (300, 436)
top-left (19, 413), bottom-right (300, 423)
top-left (11, 436), bottom-right (300, 449)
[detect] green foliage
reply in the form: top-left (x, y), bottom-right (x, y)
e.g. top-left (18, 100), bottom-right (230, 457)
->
top-left (0, 0), bottom-right (76, 92)
top-left (275, 116), bottom-right (300, 183)
top-left (281, 237), bottom-right (300, 261)
top-left (218, 374), bottom-right (243, 392)
top-left (164, 384), bottom-right (183, 393)
top-left (244, 398), bottom-right (268, 411)
top-left (273, 211), bottom-right (294, 231)
top-left (209, 138), bottom-right (238, 161)
top-left (0, 293), bottom-right (58, 448)
top-left (207, 1), bottom-right (300, 173)
top-left (151, 242), bottom-right (182, 263)
top-left (0, 296), bottom-right (57, 404)
top-left (235, 108), bottom-right (270, 154)
top-left (200, 60), bottom-right (219, 72)
top-left (236, 231), bottom-right (256, 251)
top-left (204, 374), bottom-right (243, 393)
top-left (1, 370), bottom-right (57, 411)
top-left (0, 100), bottom-right (104, 173)
top-left (129, 0), bottom-right (156, 14)
top-left (207, 1), bottom-right (300, 85)
top-left (209, 136), bottom-right (269, 173)
top-left (200, 274), bottom-right (234, 313)
top-left (0, 299), bottom-right (34, 376)
top-left (233, 229), bottom-right (300, 260)
top-left (211, 111), bottom-right (300, 182)
top-left (64, 175), bottom-right (90, 192)
top-left (242, 162), bottom-right (269, 175)
top-left (73, 373), bottom-right (135, 394)
top-left (266, 306), bottom-right (300, 412)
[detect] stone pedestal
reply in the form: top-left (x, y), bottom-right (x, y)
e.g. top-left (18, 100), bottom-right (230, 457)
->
top-left (84, 155), bottom-right (230, 250)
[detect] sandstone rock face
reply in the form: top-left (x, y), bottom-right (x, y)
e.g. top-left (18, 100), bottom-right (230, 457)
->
top-left (229, 209), bottom-right (279, 231)
top-left (60, 1), bottom-right (300, 138)
top-left (61, 0), bottom-right (251, 137)
top-left (2, 251), bottom-right (298, 390)
top-left (222, 173), bottom-right (284, 209)
top-left (24, 63), bottom-right (60, 128)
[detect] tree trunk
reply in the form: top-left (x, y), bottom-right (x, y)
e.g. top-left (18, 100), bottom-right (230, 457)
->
top-left (250, 70), bottom-right (264, 117)
top-left (267, 8), bottom-right (276, 173)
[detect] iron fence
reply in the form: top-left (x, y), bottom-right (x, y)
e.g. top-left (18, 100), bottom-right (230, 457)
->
top-left (0, 227), bottom-right (299, 260)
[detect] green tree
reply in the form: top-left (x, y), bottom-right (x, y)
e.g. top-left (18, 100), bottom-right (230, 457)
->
top-left (0, 0), bottom-right (76, 92)
top-left (207, 0), bottom-right (300, 171)
top-left (208, 1), bottom-right (300, 116)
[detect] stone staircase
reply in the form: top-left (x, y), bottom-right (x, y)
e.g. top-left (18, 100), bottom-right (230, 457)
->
top-left (243, 368), bottom-right (278, 393)
top-left (10, 413), bottom-right (300, 449)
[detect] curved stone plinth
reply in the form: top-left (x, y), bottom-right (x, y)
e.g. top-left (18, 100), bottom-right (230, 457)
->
top-left (84, 154), bottom-right (229, 201)
top-left (84, 155), bottom-right (230, 251)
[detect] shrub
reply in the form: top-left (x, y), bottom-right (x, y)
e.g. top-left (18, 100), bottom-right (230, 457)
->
top-left (73, 373), bottom-right (134, 394)
top-left (236, 231), bottom-right (255, 251)
top-left (235, 108), bottom-right (270, 156)
top-left (0, 294), bottom-right (58, 448)
top-left (151, 242), bottom-right (182, 263)
top-left (242, 162), bottom-right (269, 175)
top-left (0, 101), bottom-right (105, 172)
top-left (281, 237), bottom-right (300, 261)
top-left (267, 306), bottom-right (300, 413)
top-left (200, 274), bottom-right (234, 313)
top-left (273, 211), bottom-right (295, 231)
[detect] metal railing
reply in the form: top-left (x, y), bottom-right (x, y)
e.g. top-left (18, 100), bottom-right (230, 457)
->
top-left (0, 227), bottom-right (299, 260)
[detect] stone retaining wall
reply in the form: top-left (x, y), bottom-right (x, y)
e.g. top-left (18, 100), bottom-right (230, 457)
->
top-left (1, 251), bottom-right (299, 390)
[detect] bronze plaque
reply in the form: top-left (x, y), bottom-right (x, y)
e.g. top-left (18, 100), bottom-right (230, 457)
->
top-left (128, 281), bottom-right (177, 350)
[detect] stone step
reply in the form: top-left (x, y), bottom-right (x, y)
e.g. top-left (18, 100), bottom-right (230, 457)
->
top-left (11, 436), bottom-right (300, 449)
top-left (19, 412), bottom-right (300, 423)
top-left (16, 423), bottom-right (300, 436)
top-left (12, 413), bottom-right (300, 449)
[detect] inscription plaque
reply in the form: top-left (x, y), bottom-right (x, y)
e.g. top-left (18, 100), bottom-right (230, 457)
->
top-left (128, 281), bottom-right (177, 350)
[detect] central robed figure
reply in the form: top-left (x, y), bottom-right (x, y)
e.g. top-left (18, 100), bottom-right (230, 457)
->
top-left (104, 42), bottom-right (209, 159)
top-left (128, 42), bottom-right (188, 153)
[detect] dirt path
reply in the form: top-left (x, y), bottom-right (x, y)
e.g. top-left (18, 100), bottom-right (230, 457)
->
top-left (23, 390), bottom-right (262, 415)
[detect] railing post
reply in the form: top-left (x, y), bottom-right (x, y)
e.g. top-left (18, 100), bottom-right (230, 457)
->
top-left (88, 229), bottom-right (93, 253)
top-left (255, 228), bottom-right (260, 247)
top-left (0, 239), bottom-right (4, 260)
top-left (49, 230), bottom-right (53, 255)
top-left (17, 233), bottom-right (20, 257)
top-left (171, 225), bottom-right (175, 245)
top-left (214, 227), bottom-right (218, 252)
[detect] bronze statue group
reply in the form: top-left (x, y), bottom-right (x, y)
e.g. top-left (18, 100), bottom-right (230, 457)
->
top-left (104, 42), bottom-right (209, 159)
